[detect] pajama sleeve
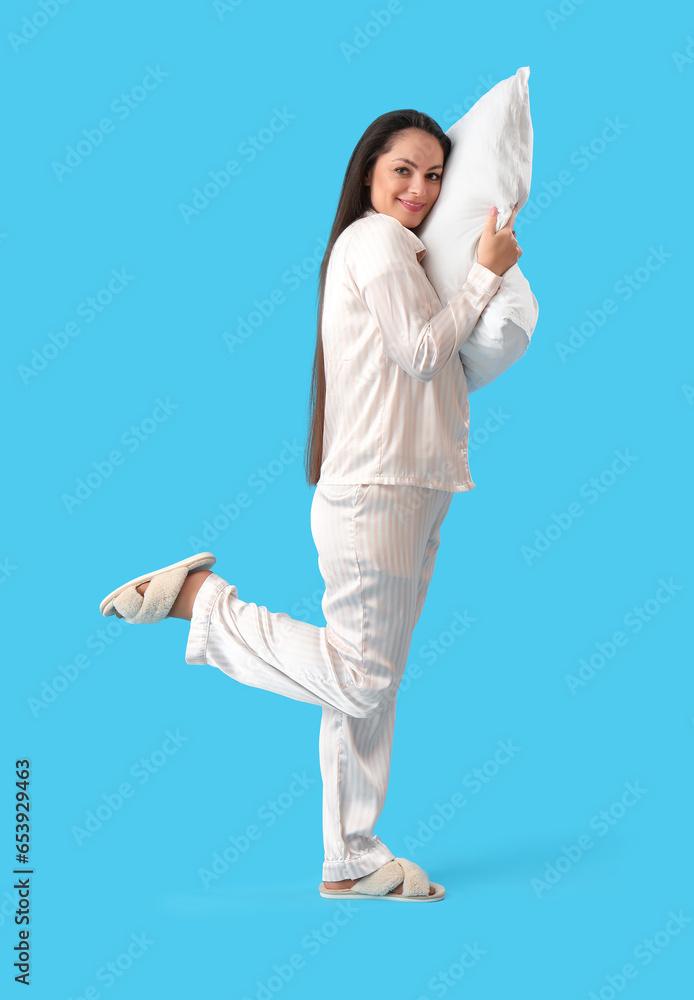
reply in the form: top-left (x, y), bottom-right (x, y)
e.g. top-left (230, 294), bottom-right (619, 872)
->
top-left (346, 220), bottom-right (502, 383)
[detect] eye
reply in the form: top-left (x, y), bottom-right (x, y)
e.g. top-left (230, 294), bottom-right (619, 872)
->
top-left (395, 167), bottom-right (442, 181)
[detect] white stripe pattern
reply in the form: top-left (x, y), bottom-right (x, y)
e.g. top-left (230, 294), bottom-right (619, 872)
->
top-left (319, 208), bottom-right (502, 492)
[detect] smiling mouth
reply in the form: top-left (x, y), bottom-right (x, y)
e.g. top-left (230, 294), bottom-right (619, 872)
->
top-left (398, 199), bottom-right (425, 211)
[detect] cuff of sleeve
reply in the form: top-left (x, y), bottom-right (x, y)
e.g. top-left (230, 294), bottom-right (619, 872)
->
top-left (467, 260), bottom-right (503, 296)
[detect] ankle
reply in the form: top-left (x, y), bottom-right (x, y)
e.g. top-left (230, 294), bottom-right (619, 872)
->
top-left (169, 570), bottom-right (213, 620)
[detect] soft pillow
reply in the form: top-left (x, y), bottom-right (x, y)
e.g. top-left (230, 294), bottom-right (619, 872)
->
top-left (417, 66), bottom-right (538, 393)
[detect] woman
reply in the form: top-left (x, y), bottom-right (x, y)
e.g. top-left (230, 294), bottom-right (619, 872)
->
top-left (99, 109), bottom-right (522, 902)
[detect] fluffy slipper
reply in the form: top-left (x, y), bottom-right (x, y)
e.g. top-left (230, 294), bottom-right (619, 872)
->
top-left (99, 552), bottom-right (216, 620)
top-left (318, 858), bottom-right (445, 901)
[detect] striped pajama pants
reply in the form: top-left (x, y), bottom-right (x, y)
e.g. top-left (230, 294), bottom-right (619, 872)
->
top-left (185, 482), bottom-right (453, 882)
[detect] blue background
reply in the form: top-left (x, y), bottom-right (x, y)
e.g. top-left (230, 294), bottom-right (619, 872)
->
top-left (3, 0), bottom-right (693, 997)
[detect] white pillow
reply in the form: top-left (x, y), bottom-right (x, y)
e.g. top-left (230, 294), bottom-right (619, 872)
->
top-left (417, 66), bottom-right (539, 393)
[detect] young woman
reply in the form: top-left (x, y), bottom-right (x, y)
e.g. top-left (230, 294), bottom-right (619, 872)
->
top-left (99, 109), bottom-right (522, 902)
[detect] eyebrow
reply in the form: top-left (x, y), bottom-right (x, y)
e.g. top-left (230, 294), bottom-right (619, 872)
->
top-left (391, 157), bottom-right (443, 170)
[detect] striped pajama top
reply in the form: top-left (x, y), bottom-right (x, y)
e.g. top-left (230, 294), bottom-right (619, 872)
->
top-left (317, 207), bottom-right (503, 493)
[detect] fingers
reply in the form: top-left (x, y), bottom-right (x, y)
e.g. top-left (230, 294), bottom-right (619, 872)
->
top-left (500, 202), bottom-right (519, 230)
top-left (484, 203), bottom-right (523, 269)
top-left (486, 205), bottom-right (499, 232)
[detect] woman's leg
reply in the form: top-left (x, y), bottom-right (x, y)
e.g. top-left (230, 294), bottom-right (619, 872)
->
top-left (183, 484), bottom-right (424, 720)
top-left (126, 483), bottom-right (452, 885)
top-left (320, 485), bottom-right (453, 884)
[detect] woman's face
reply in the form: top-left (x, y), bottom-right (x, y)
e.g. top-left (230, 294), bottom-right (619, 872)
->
top-left (364, 128), bottom-right (445, 228)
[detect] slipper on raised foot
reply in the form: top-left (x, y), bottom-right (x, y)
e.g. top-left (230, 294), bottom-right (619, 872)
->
top-left (99, 552), bottom-right (216, 623)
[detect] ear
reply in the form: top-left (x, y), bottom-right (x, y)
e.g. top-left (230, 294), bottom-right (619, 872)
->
top-left (364, 170), bottom-right (371, 186)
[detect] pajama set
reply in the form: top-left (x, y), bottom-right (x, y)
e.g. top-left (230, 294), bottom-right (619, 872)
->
top-left (185, 208), bottom-right (503, 882)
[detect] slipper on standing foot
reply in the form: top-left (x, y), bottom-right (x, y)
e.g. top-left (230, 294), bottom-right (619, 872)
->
top-left (318, 858), bottom-right (445, 901)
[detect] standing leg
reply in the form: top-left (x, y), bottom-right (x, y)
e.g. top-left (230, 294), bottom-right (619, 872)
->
top-left (318, 484), bottom-right (453, 882)
top-left (319, 702), bottom-right (398, 881)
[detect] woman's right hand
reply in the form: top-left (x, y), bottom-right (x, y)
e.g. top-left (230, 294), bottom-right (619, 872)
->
top-left (477, 203), bottom-right (522, 276)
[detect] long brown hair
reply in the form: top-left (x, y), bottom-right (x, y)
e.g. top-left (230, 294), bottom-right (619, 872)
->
top-left (303, 109), bottom-right (452, 487)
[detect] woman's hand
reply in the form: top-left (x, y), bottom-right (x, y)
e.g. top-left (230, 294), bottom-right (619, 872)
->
top-left (477, 203), bottom-right (522, 276)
